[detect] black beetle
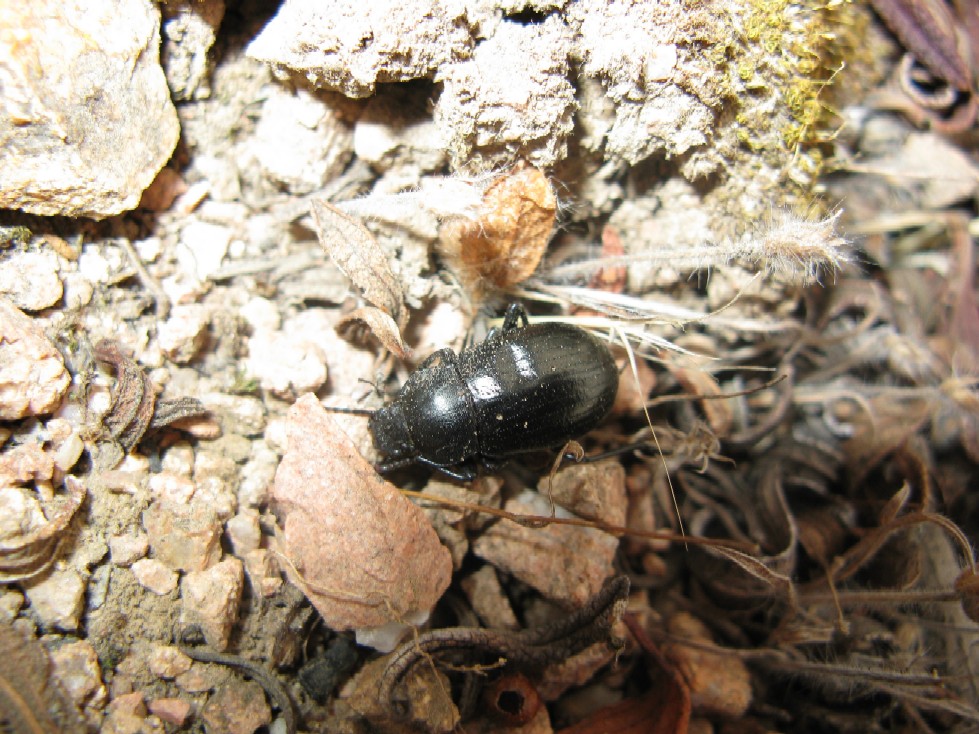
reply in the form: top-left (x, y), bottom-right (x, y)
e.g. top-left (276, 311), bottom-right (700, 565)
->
top-left (359, 303), bottom-right (619, 480)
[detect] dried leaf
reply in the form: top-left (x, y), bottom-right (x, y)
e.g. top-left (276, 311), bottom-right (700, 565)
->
top-left (870, 0), bottom-right (972, 91)
top-left (271, 394), bottom-right (452, 640)
top-left (439, 163), bottom-right (555, 292)
top-left (0, 621), bottom-right (85, 734)
top-left (337, 306), bottom-right (414, 361)
top-left (311, 198), bottom-right (405, 325)
top-left (843, 395), bottom-right (932, 484)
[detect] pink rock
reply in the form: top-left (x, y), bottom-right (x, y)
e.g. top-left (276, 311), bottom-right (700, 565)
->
top-left (472, 490), bottom-right (620, 607)
top-left (202, 679), bottom-right (271, 734)
top-left (148, 697), bottom-right (192, 726)
top-left (131, 558), bottom-right (179, 595)
top-left (142, 498), bottom-right (222, 572)
top-left (271, 394), bottom-right (451, 639)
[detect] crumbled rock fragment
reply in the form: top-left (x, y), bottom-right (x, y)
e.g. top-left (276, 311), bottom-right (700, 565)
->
top-left (109, 690), bottom-right (147, 717)
top-left (0, 296), bottom-right (70, 418)
top-left (179, 557), bottom-right (244, 650)
top-left (148, 697), bottom-right (192, 727)
top-left (157, 304), bottom-right (209, 363)
top-left (245, 329), bottom-right (328, 398)
top-left (537, 460), bottom-right (627, 526)
top-left (131, 558), bottom-right (179, 595)
top-left (243, 549), bottom-right (283, 597)
top-left (102, 691), bottom-right (148, 734)
top-left (665, 612), bottom-right (752, 718)
top-left (50, 639), bottom-right (108, 714)
top-left (0, 441), bottom-right (54, 488)
top-left (472, 490), bottom-right (620, 606)
top-left (148, 470), bottom-right (197, 504)
top-left (247, 0), bottom-right (474, 98)
top-left (0, 0), bottom-right (180, 218)
top-left (148, 644), bottom-right (193, 679)
top-left (435, 17), bottom-right (575, 168)
top-left (0, 249), bottom-right (63, 311)
top-left (23, 566), bottom-right (87, 631)
top-left (353, 92), bottom-right (446, 173)
top-left (0, 588), bottom-right (24, 621)
top-left (225, 509), bottom-right (261, 555)
top-left (201, 678), bottom-right (272, 734)
top-left (160, 0), bottom-right (225, 100)
top-left (271, 394), bottom-right (452, 647)
top-left (204, 393), bottom-right (267, 438)
top-left (108, 530), bottom-right (150, 566)
top-left (142, 499), bottom-right (223, 573)
top-left (176, 220), bottom-right (232, 281)
top-left (251, 86), bottom-right (353, 194)
top-left (566, 0), bottom-right (714, 164)
top-left (460, 565), bottom-right (520, 630)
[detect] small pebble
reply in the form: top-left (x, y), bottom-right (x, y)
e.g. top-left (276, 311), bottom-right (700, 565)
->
top-left (148, 644), bottom-right (193, 679)
top-left (148, 697), bottom-right (192, 727)
top-left (180, 557), bottom-right (244, 650)
top-left (131, 558), bottom-right (179, 595)
top-left (0, 249), bottom-right (63, 311)
top-left (23, 566), bottom-right (86, 631)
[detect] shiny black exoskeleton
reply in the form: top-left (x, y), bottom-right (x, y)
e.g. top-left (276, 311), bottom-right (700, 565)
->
top-left (369, 304), bottom-right (619, 480)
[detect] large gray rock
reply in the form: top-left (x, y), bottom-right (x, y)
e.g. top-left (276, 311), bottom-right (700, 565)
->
top-left (0, 0), bottom-right (179, 218)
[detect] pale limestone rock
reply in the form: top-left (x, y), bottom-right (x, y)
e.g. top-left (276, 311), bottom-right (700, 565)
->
top-left (160, 0), bottom-right (225, 100)
top-left (0, 0), bottom-right (180, 218)
top-left (175, 220), bottom-right (232, 281)
top-left (0, 249), bottom-right (63, 311)
top-left (435, 16), bottom-right (575, 169)
top-left (50, 639), bottom-right (108, 714)
top-left (247, 0), bottom-right (474, 98)
top-left (225, 510), bottom-right (261, 556)
top-left (251, 86), bottom-right (353, 194)
top-left (0, 297), bottom-right (70, 419)
top-left (156, 304), bottom-right (209, 364)
top-left (245, 329), bottom-right (328, 398)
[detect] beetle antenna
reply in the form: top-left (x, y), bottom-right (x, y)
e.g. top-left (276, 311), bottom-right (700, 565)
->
top-left (322, 405), bottom-right (376, 417)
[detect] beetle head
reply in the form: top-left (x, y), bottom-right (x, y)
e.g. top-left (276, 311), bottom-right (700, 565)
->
top-left (368, 403), bottom-right (414, 462)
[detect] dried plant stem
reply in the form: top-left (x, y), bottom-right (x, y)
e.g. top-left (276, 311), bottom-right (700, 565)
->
top-left (802, 588), bottom-right (960, 605)
top-left (397, 489), bottom-right (756, 553)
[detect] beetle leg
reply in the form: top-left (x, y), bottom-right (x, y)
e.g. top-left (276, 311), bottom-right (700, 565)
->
top-left (501, 303), bottom-right (530, 331)
top-left (415, 457), bottom-right (478, 482)
top-left (418, 348), bottom-right (458, 371)
top-left (375, 457), bottom-right (417, 473)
